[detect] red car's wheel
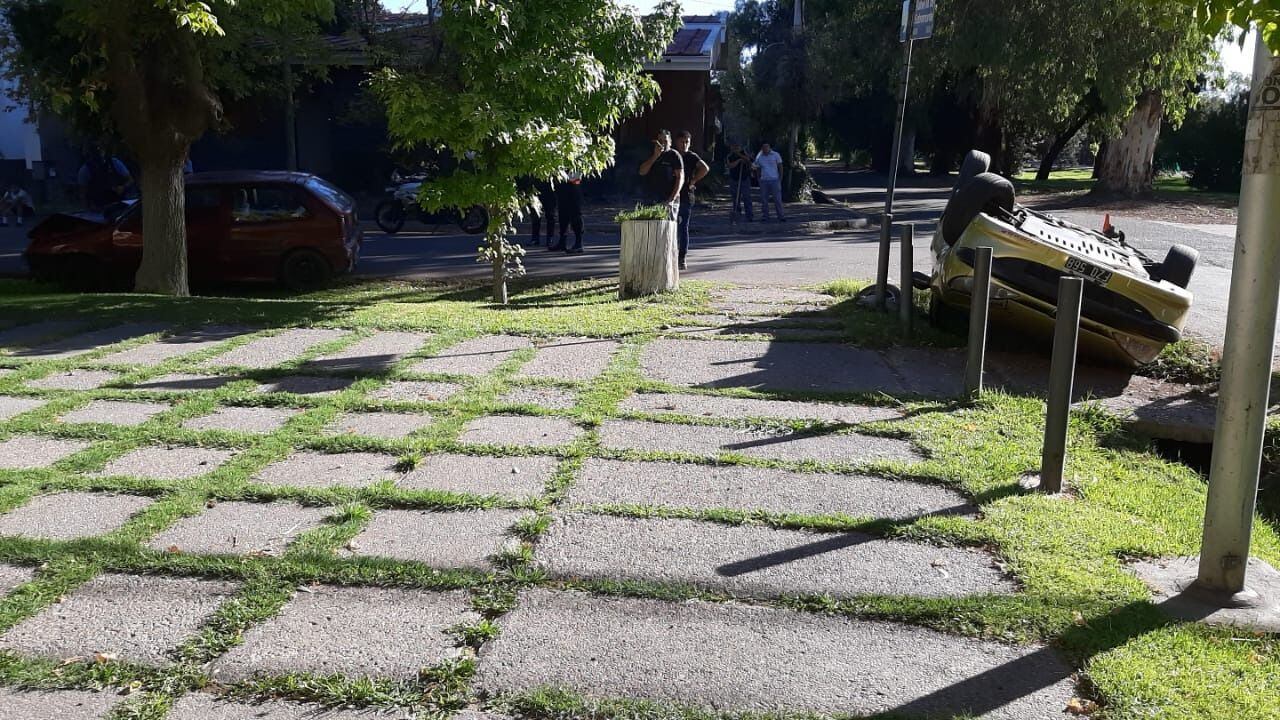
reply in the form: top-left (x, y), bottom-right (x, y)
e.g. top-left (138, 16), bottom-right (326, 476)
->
top-left (279, 249), bottom-right (332, 291)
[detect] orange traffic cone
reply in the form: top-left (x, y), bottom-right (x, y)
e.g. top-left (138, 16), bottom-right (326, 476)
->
top-left (1102, 213), bottom-right (1114, 236)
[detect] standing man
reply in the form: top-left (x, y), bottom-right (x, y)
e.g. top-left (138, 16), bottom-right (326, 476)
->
top-left (754, 142), bottom-right (786, 222)
top-left (673, 130), bottom-right (709, 270)
top-left (638, 129), bottom-right (684, 220)
top-left (528, 178), bottom-right (557, 247)
top-left (554, 171), bottom-right (585, 254)
top-left (725, 142), bottom-right (754, 222)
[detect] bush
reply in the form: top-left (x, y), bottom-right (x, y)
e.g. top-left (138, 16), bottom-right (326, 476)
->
top-left (1156, 89), bottom-right (1248, 193)
top-left (614, 204), bottom-right (672, 222)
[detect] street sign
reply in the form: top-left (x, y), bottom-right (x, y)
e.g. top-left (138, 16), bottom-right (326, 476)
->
top-left (900, 0), bottom-right (936, 42)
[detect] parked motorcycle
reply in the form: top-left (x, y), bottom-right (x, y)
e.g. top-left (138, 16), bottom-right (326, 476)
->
top-left (374, 173), bottom-right (489, 235)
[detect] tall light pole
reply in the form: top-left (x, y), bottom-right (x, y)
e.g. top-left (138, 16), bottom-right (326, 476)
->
top-left (1194, 32), bottom-right (1280, 603)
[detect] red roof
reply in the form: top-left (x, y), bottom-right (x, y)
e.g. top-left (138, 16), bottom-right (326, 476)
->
top-left (666, 28), bottom-right (712, 56)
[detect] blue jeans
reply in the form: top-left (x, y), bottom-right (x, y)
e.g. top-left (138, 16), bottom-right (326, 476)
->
top-left (730, 175), bottom-right (753, 220)
top-left (760, 178), bottom-right (784, 220)
top-left (677, 199), bottom-right (692, 263)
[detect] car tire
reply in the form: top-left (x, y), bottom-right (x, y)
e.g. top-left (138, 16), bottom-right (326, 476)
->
top-left (941, 172), bottom-right (1016, 247)
top-left (1154, 244), bottom-right (1198, 289)
top-left (374, 200), bottom-right (407, 234)
top-left (279, 249), bottom-right (333, 292)
top-left (955, 150), bottom-right (992, 192)
top-left (459, 205), bottom-right (490, 235)
top-left (60, 255), bottom-right (106, 292)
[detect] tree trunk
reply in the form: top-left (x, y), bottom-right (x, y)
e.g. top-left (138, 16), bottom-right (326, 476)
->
top-left (1096, 91), bottom-right (1164, 196)
top-left (133, 147), bottom-right (190, 295)
top-left (1036, 111), bottom-right (1094, 181)
top-left (490, 232), bottom-right (508, 305)
top-left (618, 220), bottom-right (678, 298)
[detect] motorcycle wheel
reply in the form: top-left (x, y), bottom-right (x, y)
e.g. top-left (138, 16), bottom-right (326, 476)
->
top-left (459, 205), bottom-right (490, 235)
top-left (375, 200), bottom-right (407, 234)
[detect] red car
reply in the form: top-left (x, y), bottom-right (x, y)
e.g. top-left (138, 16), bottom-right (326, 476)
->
top-left (25, 171), bottom-right (361, 291)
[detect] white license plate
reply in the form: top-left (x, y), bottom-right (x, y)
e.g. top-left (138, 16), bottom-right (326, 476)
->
top-left (1064, 256), bottom-right (1113, 285)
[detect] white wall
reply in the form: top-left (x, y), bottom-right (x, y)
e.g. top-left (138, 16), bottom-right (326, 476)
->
top-left (0, 75), bottom-right (40, 167)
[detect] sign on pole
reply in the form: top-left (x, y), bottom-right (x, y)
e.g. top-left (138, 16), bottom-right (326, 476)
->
top-left (900, 0), bottom-right (935, 42)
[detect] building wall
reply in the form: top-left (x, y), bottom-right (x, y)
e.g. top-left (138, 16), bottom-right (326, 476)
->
top-left (619, 70), bottom-right (709, 153)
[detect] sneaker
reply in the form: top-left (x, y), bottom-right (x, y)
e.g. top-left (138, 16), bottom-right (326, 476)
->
top-left (566, 244), bottom-right (584, 255)
top-left (547, 242), bottom-right (566, 252)
top-left (678, 260), bottom-right (687, 270)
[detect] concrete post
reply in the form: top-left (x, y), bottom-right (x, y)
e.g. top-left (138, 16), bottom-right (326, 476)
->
top-left (1195, 35), bottom-right (1280, 602)
top-left (963, 246), bottom-right (993, 398)
top-left (1041, 277), bottom-right (1083, 494)
top-left (900, 223), bottom-right (914, 335)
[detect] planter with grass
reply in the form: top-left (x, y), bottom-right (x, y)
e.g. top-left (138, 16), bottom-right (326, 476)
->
top-left (617, 204), bottom-right (678, 299)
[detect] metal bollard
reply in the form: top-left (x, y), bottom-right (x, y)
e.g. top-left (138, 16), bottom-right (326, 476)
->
top-left (963, 246), bottom-right (994, 398)
top-left (874, 213), bottom-right (894, 310)
top-left (900, 223), bottom-right (915, 335)
top-left (1041, 276), bottom-right (1084, 494)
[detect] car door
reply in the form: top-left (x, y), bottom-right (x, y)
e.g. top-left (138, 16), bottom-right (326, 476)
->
top-left (184, 185), bottom-right (228, 284)
top-left (223, 183), bottom-right (313, 281)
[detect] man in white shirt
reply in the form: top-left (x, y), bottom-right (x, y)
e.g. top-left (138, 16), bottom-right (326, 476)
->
top-left (753, 143), bottom-right (786, 222)
top-left (0, 185), bottom-right (33, 227)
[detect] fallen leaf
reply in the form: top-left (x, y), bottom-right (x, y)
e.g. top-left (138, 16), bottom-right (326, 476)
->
top-left (93, 652), bottom-right (118, 664)
top-left (165, 545), bottom-right (182, 554)
top-left (1065, 697), bottom-right (1098, 715)
top-left (1072, 611), bottom-right (1088, 626)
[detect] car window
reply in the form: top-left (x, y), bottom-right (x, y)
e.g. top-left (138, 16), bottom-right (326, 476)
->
top-left (232, 185), bottom-right (310, 223)
top-left (306, 177), bottom-right (354, 213)
top-left (186, 187), bottom-right (222, 212)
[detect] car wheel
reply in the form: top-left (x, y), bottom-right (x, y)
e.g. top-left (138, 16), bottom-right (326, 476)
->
top-left (374, 200), bottom-right (406, 234)
top-left (954, 150), bottom-right (992, 193)
top-left (60, 255), bottom-right (106, 292)
top-left (928, 291), bottom-right (968, 333)
top-left (941, 172), bottom-right (1015, 247)
top-left (279, 249), bottom-right (333, 292)
top-left (459, 205), bottom-right (490, 235)
top-left (1154, 244), bottom-right (1198, 289)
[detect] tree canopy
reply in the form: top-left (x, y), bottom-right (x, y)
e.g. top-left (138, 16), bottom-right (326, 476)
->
top-left (372, 0), bottom-right (680, 303)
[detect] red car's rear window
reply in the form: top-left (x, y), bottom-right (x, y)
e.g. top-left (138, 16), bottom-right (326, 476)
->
top-left (306, 177), bottom-right (355, 215)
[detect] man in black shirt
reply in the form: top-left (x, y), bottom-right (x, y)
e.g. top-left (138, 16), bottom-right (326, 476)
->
top-left (725, 142), bottom-right (754, 222)
top-left (673, 130), bottom-right (709, 270)
top-left (638, 129), bottom-right (683, 219)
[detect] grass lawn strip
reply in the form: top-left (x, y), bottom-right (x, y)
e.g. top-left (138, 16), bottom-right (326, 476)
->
top-left (0, 278), bottom-right (1270, 718)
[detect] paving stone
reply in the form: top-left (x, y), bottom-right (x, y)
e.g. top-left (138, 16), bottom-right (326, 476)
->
top-left (711, 302), bottom-right (830, 317)
top-left (58, 400), bottom-right (170, 427)
top-left (304, 331), bottom-right (431, 373)
top-left (619, 392), bottom-right (903, 424)
top-left (409, 335), bottom-right (532, 377)
top-left (0, 492), bottom-right (154, 540)
top-left (539, 514), bottom-right (1010, 598)
top-left (598, 420), bottom-right (921, 465)
top-left (0, 320), bottom-right (87, 351)
top-left (679, 327), bottom-right (850, 341)
top-left (0, 395), bottom-right (46, 420)
top-left (212, 586), bottom-right (477, 681)
top-left (0, 573), bottom-right (240, 666)
top-left (0, 688), bottom-right (122, 720)
top-left (204, 329), bottom-right (349, 369)
top-left (97, 446), bottom-right (236, 479)
top-left (130, 373), bottom-right (239, 393)
top-left (167, 694), bottom-right (410, 720)
top-left (677, 314), bottom-right (844, 329)
top-left (369, 380), bottom-right (465, 403)
top-left (184, 406), bottom-right (302, 434)
top-left (0, 436), bottom-right (92, 469)
top-left (459, 415), bottom-right (583, 448)
top-left (27, 369), bottom-right (121, 391)
top-left (253, 451), bottom-right (402, 489)
top-left (96, 326), bottom-right (252, 367)
top-left (254, 376), bottom-right (355, 396)
top-left (517, 338), bottom-right (619, 382)
top-left (399, 454), bottom-right (555, 499)
top-left (148, 501), bottom-right (331, 556)
top-left (641, 339), bottom-right (903, 394)
top-left (346, 509), bottom-right (532, 569)
top-left (498, 386), bottom-right (577, 410)
top-left (571, 459), bottom-right (972, 519)
top-left (326, 411), bottom-right (433, 439)
top-left (12, 322), bottom-right (170, 360)
top-left (0, 563), bottom-right (35, 594)
top-left (712, 287), bottom-right (832, 305)
top-left (477, 589), bottom-right (1075, 718)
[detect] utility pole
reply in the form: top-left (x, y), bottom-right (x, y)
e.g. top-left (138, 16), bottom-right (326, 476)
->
top-left (883, 0), bottom-right (917, 221)
top-left (786, 0), bottom-right (803, 194)
top-left (1194, 33), bottom-right (1280, 604)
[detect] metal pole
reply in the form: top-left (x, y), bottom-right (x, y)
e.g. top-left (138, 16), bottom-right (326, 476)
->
top-left (1041, 277), bottom-right (1083, 494)
top-left (883, 0), bottom-right (916, 220)
top-left (963, 246), bottom-right (993, 398)
top-left (874, 214), bottom-right (894, 309)
top-left (900, 223), bottom-right (914, 334)
top-left (1195, 35), bottom-right (1280, 601)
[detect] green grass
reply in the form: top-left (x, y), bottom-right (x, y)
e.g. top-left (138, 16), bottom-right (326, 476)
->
top-left (1013, 169), bottom-right (1239, 203)
top-left (0, 277), bottom-right (1273, 719)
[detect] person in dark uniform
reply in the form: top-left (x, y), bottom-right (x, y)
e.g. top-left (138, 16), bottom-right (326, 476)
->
top-left (528, 178), bottom-right (557, 247)
top-left (552, 171), bottom-right (585, 254)
top-left (637, 129), bottom-right (683, 219)
top-left (673, 130), bottom-right (709, 270)
top-left (725, 142), bottom-right (754, 222)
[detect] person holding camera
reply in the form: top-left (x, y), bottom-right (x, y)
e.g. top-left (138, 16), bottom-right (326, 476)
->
top-left (726, 142), bottom-right (754, 222)
top-left (638, 129), bottom-right (684, 221)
